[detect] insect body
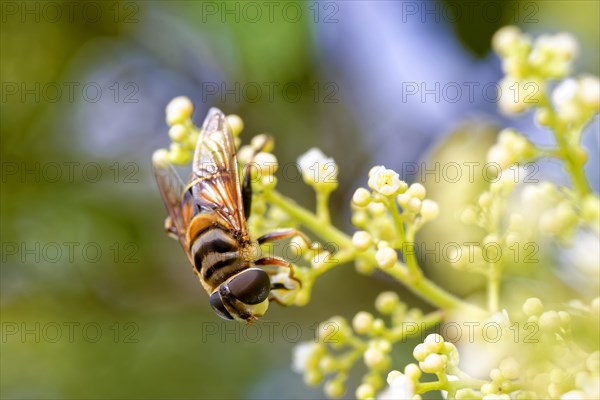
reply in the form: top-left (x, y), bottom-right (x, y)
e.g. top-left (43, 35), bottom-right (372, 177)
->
top-left (153, 108), bottom-right (299, 322)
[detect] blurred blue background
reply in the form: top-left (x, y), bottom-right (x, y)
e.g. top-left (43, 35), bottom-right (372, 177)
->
top-left (1, 1), bottom-right (598, 398)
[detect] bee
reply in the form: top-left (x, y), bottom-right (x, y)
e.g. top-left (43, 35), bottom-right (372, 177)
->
top-left (153, 108), bottom-right (301, 322)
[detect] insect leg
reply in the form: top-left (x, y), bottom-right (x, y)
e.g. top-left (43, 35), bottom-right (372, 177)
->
top-left (257, 228), bottom-right (312, 246)
top-left (241, 135), bottom-right (274, 221)
top-left (254, 256), bottom-right (301, 291)
top-left (242, 163), bottom-right (252, 220)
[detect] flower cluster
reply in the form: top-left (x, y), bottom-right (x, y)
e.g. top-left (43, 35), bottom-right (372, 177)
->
top-left (292, 292), bottom-right (442, 399)
top-left (154, 25), bottom-right (598, 400)
top-left (351, 172), bottom-right (439, 276)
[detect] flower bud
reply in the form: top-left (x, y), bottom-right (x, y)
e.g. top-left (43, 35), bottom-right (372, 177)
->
top-left (226, 114), bottom-right (244, 136)
top-left (419, 353), bottom-right (447, 373)
top-left (352, 188), bottom-right (371, 207)
top-left (303, 370), bottom-right (323, 386)
top-left (478, 192), bottom-right (493, 208)
top-left (408, 183), bottom-right (426, 200)
top-left (152, 149), bottom-right (170, 166)
top-left (166, 96), bottom-right (194, 125)
top-left (492, 26), bottom-right (522, 56)
top-left (318, 356), bottom-right (337, 374)
top-left (539, 310), bottom-right (561, 332)
top-left (368, 202), bottom-right (387, 216)
top-left (413, 343), bottom-right (429, 362)
top-left (579, 74), bottom-right (600, 108)
top-left (375, 291), bottom-right (400, 314)
top-left (356, 383), bottom-right (375, 400)
top-left (297, 148), bottom-right (338, 191)
top-left (397, 192), bottom-right (411, 208)
top-left (376, 247), bottom-right (398, 269)
top-left (252, 152), bottom-right (278, 178)
top-left (364, 347), bottom-right (388, 370)
top-left (406, 198), bottom-right (422, 213)
top-left (168, 124), bottom-right (187, 142)
top-left (423, 333), bottom-right (445, 353)
top-left (352, 311), bottom-right (374, 335)
top-left (523, 297), bottom-right (544, 317)
top-left (352, 231), bottom-right (372, 251)
top-left (420, 199), bottom-right (439, 220)
top-left (404, 363), bottom-right (421, 380)
top-left (324, 379), bottom-right (345, 398)
top-left (169, 142), bottom-right (192, 164)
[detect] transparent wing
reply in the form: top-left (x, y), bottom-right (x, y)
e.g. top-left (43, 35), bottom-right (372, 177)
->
top-left (152, 157), bottom-right (196, 247)
top-left (192, 107), bottom-right (247, 233)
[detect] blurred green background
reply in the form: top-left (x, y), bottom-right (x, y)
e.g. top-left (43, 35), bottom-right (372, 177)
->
top-left (1, 1), bottom-right (598, 398)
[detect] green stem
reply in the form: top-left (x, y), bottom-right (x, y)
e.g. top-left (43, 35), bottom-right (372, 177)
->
top-left (266, 190), bottom-right (352, 249)
top-left (316, 190), bottom-right (332, 224)
top-left (389, 199), bottom-right (422, 281)
top-left (554, 126), bottom-right (591, 197)
top-left (380, 263), bottom-right (483, 314)
top-left (266, 190), bottom-right (485, 315)
top-left (537, 96), bottom-right (591, 198)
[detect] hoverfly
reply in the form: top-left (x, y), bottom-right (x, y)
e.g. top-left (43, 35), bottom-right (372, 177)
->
top-left (153, 108), bottom-right (301, 322)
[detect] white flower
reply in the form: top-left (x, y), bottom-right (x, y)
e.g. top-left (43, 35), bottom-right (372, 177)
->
top-left (551, 33), bottom-right (579, 59)
top-left (492, 26), bottom-right (522, 56)
top-left (530, 33), bottom-right (578, 77)
top-left (252, 152), bottom-right (278, 177)
top-left (558, 230), bottom-right (600, 295)
top-left (291, 342), bottom-right (319, 373)
top-left (297, 148), bottom-right (338, 188)
top-left (562, 390), bottom-right (587, 400)
top-left (152, 149), bottom-right (170, 166)
top-left (579, 75), bottom-right (600, 108)
top-left (368, 166), bottom-right (402, 196)
top-left (378, 373), bottom-right (415, 400)
top-left (165, 96), bottom-right (194, 125)
top-left (498, 77), bottom-right (536, 115)
top-left (553, 78), bottom-right (579, 108)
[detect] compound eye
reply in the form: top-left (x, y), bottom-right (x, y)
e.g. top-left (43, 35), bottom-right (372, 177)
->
top-left (228, 268), bottom-right (270, 305)
top-left (209, 291), bottom-right (233, 320)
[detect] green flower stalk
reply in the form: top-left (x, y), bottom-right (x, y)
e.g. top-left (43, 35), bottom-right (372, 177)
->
top-left (154, 26), bottom-right (599, 400)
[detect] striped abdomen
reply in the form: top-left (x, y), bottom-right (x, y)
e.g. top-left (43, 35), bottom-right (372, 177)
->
top-left (189, 227), bottom-right (249, 291)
